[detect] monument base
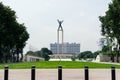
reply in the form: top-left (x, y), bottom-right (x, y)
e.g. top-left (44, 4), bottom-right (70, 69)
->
top-left (49, 54), bottom-right (73, 60)
top-left (49, 58), bottom-right (72, 61)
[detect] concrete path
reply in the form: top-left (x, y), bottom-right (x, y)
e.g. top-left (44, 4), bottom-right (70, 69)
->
top-left (0, 69), bottom-right (120, 80)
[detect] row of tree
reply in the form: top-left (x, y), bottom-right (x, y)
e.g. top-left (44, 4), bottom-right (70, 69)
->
top-left (0, 2), bottom-right (29, 63)
top-left (99, 0), bottom-right (120, 62)
top-left (26, 48), bottom-right (52, 61)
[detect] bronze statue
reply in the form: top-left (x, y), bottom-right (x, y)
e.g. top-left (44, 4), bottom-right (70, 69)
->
top-left (57, 19), bottom-right (63, 31)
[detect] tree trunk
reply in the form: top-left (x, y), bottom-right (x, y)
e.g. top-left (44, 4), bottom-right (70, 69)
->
top-left (0, 47), bottom-right (3, 63)
top-left (111, 54), bottom-right (114, 62)
top-left (16, 48), bottom-right (19, 62)
top-left (116, 47), bottom-right (120, 62)
top-left (12, 53), bottom-right (16, 62)
top-left (116, 42), bottom-right (120, 63)
top-left (116, 53), bottom-right (119, 62)
top-left (20, 50), bottom-right (23, 62)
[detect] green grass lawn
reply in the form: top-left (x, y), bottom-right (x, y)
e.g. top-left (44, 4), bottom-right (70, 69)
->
top-left (0, 61), bottom-right (120, 69)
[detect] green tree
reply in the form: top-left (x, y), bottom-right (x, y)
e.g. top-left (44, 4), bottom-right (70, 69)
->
top-left (15, 24), bottom-right (29, 62)
top-left (93, 51), bottom-right (101, 58)
top-left (26, 51), bottom-right (34, 55)
top-left (78, 51), bottom-right (93, 60)
top-left (102, 45), bottom-right (109, 52)
top-left (71, 55), bottom-right (76, 61)
top-left (40, 48), bottom-right (52, 61)
top-left (26, 51), bottom-right (42, 57)
top-left (26, 48), bottom-right (52, 61)
top-left (99, 0), bottom-right (120, 62)
top-left (0, 2), bottom-right (29, 63)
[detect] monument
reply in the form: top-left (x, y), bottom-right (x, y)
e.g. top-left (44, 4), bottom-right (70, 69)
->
top-left (57, 19), bottom-right (64, 55)
top-left (49, 20), bottom-right (77, 61)
top-left (57, 19), bottom-right (64, 60)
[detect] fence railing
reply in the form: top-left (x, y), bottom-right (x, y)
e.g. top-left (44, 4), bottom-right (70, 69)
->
top-left (4, 65), bottom-right (116, 80)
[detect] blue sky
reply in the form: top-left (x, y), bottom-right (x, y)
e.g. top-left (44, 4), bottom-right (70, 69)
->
top-left (1, 0), bottom-right (111, 53)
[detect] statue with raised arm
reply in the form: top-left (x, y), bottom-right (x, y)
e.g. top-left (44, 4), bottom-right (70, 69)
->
top-left (57, 19), bottom-right (63, 31)
top-left (57, 19), bottom-right (64, 58)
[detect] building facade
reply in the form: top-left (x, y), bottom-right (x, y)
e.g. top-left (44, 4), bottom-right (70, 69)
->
top-left (23, 55), bottom-right (44, 62)
top-left (50, 42), bottom-right (80, 55)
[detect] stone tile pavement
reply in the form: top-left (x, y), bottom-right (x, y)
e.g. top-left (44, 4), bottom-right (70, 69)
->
top-left (0, 69), bottom-right (120, 80)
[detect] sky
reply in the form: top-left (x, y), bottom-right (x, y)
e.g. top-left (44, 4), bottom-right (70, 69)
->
top-left (1, 0), bottom-right (112, 53)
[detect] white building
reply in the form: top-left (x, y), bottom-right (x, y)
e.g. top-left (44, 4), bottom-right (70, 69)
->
top-left (94, 54), bottom-right (120, 62)
top-left (23, 55), bottom-right (44, 62)
top-left (50, 42), bottom-right (80, 55)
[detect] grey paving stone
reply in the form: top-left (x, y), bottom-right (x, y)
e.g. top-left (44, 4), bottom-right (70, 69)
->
top-left (0, 69), bottom-right (120, 80)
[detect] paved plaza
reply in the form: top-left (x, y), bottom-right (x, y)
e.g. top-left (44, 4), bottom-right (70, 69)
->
top-left (0, 69), bottom-right (120, 80)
